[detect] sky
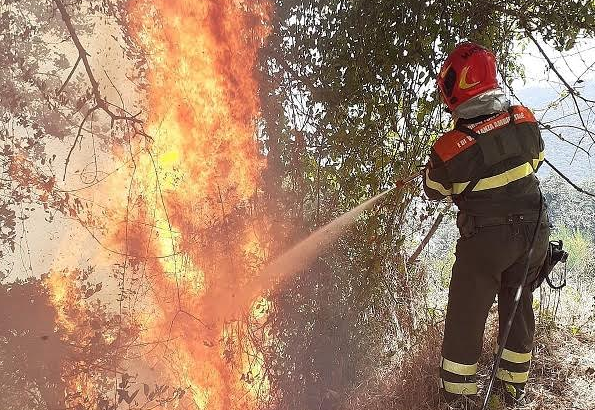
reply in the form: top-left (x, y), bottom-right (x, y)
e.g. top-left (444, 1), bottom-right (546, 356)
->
top-left (514, 37), bottom-right (595, 182)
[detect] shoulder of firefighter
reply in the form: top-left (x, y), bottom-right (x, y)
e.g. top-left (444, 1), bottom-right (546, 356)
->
top-left (422, 105), bottom-right (545, 214)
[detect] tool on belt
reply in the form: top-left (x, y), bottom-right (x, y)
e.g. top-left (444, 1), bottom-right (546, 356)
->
top-left (530, 240), bottom-right (568, 291)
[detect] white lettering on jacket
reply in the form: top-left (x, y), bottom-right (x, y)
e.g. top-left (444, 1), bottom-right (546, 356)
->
top-left (465, 111), bottom-right (528, 135)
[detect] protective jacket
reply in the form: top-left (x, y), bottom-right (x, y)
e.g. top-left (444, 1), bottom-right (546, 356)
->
top-left (423, 105), bottom-right (544, 214)
top-left (423, 105), bottom-right (550, 403)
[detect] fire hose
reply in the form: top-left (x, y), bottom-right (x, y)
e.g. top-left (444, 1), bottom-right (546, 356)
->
top-left (252, 164), bottom-right (582, 409)
top-left (481, 193), bottom-right (544, 410)
top-left (481, 158), bottom-right (592, 408)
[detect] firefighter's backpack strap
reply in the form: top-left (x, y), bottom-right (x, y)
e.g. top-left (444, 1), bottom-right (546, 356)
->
top-left (507, 106), bottom-right (535, 166)
top-left (454, 124), bottom-right (482, 195)
top-left (455, 109), bottom-right (530, 195)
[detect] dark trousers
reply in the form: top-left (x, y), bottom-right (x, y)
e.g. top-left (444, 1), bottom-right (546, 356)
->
top-left (439, 211), bottom-right (550, 398)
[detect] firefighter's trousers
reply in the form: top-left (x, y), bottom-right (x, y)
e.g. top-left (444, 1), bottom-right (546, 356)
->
top-left (439, 211), bottom-right (550, 399)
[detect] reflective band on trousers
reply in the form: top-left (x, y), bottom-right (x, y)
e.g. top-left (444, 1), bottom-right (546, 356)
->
top-left (495, 345), bottom-right (532, 363)
top-left (441, 356), bottom-right (478, 376)
top-left (496, 368), bottom-right (529, 383)
top-left (439, 378), bottom-right (478, 395)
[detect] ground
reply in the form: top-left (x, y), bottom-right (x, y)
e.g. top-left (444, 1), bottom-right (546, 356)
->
top-left (346, 317), bottom-right (595, 410)
top-left (525, 323), bottom-right (595, 410)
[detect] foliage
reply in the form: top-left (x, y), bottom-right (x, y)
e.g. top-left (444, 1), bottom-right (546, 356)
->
top-left (0, 0), bottom-right (144, 268)
top-left (259, 1), bottom-right (595, 409)
top-left (1, 0), bottom-right (595, 409)
top-left (542, 175), bottom-right (595, 238)
top-left (539, 184), bottom-right (595, 332)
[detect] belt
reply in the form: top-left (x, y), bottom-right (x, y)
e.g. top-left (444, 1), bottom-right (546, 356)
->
top-left (455, 194), bottom-right (542, 215)
top-left (469, 212), bottom-right (542, 228)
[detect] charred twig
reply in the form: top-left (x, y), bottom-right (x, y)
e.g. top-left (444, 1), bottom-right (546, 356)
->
top-left (53, 0), bottom-right (149, 178)
top-left (63, 106), bottom-right (98, 180)
top-left (57, 55), bottom-right (81, 95)
top-left (179, 309), bottom-right (212, 329)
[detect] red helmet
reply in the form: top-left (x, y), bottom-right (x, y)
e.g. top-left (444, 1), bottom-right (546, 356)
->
top-left (437, 42), bottom-right (499, 112)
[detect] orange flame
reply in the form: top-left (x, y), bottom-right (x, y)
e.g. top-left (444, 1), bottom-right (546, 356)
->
top-left (45, 1), bottom-right (272, 407)
top-left (117, 0), bottom-right (273, 408)
top-left (43, 268), bottom-right (110, 409)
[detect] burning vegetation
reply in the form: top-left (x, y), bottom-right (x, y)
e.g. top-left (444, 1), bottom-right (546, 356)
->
top-left (2, 1), bottom-right (595, 410)
top-left (43, 0), bottom-right (274, 408)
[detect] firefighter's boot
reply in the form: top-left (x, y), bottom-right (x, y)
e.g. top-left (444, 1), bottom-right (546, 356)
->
top-left (492, 379), bottom-right (527, 408)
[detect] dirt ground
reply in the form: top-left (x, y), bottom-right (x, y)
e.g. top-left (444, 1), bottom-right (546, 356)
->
top-left (525, 324), bottom-right (595, 410)
top-left (346, 319), bottom-right (595, 410)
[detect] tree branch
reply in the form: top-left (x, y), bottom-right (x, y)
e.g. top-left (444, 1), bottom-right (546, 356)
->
top-left (525, 31), bottom-right (594, 147)
top-left (544, 158), bottom-right (595, 198)
top-left (407, 203), bottom-right (452, 264)
top-left (63, 106), bottom-right (98, 181)
top-left (57, 55), bottom-right (81, 95)
top-left (53, 0), bottom-right (151, 178)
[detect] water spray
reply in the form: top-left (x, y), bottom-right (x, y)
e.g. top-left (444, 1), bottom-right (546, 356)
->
top-left (243, 172), bottom-right (422, 305)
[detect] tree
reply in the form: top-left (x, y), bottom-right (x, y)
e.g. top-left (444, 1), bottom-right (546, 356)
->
top-left (0, 0), bottom-right (146, 274)
top-left (258, 1), bottom-right (595, 408)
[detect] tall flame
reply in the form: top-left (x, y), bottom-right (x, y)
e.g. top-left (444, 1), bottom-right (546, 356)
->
top-left (43, 1), bottom-right (273, 408)
top-left (121, 0), bottom-right (272, 408)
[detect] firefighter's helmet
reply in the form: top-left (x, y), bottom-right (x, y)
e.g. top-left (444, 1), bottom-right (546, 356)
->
top-left (437, 42), bottom-right (499, 112)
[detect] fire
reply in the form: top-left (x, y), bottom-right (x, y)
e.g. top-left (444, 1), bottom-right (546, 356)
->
top-left (120, 0), bottom-right (272, 408)
top-left (44, 0), bottom-right (273, 407)
top-left (43, 268), bottom-right (107, 409)
top-left (45, 269), bottom-right (81, 333)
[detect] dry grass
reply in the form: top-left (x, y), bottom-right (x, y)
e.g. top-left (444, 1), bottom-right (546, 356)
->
top-left (527, 321), bottom-right (595, 410)
top-left (345, 312), bottom-right (595, 410)
top-left (345, 323), bottom-right (443, 410)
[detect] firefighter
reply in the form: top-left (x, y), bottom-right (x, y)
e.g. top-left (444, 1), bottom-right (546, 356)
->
top-left (423, 42), bottom-right (551, 409)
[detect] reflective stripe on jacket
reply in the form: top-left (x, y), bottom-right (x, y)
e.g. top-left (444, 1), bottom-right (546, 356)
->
top-left (423, 105), bottom-right (545, 215)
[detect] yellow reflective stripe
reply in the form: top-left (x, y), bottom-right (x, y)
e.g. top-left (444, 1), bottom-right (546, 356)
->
top-left (452, 180), bottom-right (470, 194)
top-left (439, 378), bottom-right (478, 395)
top-left (425, 168), bottom-right (452, 196)
top-left (473, 162), bottom-right (534, 192)
top-left (496, 369), bottom-right (529, 383)
top-left (436, 160), bottom-right (537, 196)
top-left (532, 151), bottom-right (545, 170)
top-left (441, 357), bottom-right (478, 376)
top-left (495, 345), bottom-right (532, 363)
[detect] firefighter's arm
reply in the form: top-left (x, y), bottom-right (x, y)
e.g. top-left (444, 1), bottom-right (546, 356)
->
top-left (532, 126), bottom-right (545, 172)
top-left (422, 150), bottom-right (453, 200)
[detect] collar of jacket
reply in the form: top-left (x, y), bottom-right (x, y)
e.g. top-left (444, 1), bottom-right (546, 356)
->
top-left (456, 112), bottom-right (501, 128)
